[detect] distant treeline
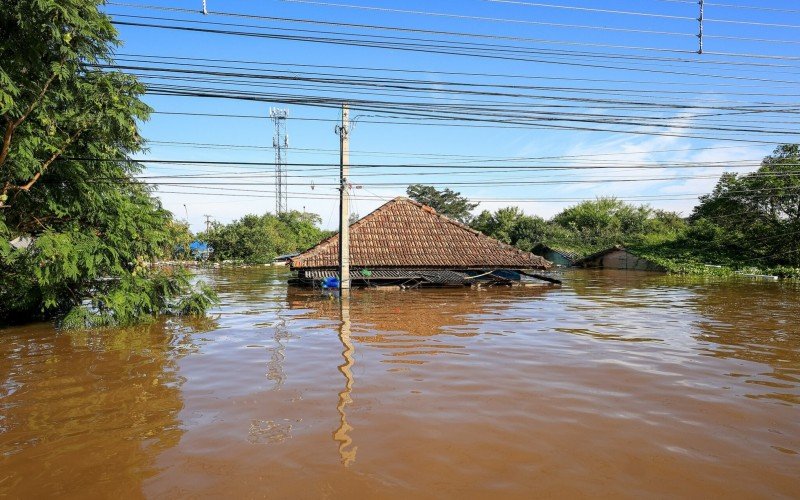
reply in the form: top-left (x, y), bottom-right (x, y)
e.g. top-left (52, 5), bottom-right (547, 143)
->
top-left (408, 144), bottom-right (800, 277)
top-left (197, 144), bottom-right (800, 275)
top-left (198, 211), bottom-right (333, 264)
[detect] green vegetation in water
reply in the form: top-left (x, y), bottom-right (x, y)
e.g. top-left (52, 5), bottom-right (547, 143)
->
top-left (0, 0), bottom-right (217, 328)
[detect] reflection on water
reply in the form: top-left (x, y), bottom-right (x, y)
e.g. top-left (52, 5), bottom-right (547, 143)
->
top-left (0, 318), bottom-right (216, 496)
top-left (333, 294), bottom-right (357, 467)
top-left (1, 267), bottom-right (799, 498)
top-left (265, 315), bottom-right (289, 391)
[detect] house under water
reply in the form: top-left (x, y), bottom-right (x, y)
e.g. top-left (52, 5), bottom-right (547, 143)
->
top-left (289, 197), bottom-right (555, 288)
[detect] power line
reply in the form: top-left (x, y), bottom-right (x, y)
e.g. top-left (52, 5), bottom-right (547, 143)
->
top-left (135, 78), bottom-right (800, 127)
top-left (141, 139), bottom-right (761, 161)
top-left (68, 157), bottom-right (796, 170)
top-left (704, 2), bottom-right (800, 15)
top-left (138, 87), bottom-right (798, 144)
top-left (110, 60), bottom-right (800, 105)
top-left (280, 0), bottom-right (800, 38)
top-left (109, 1), bottom-right (695, 39)
top-left (131, 172), bottom-right (800, 187)
top-left (140, 184), bottom-right (800, 202)
top-left (115, 67), bottom-right (800, 119)
top-left (707, 17), bottom-right (800, 30)
top-left (116, 52), bottom-right (800, 91)
top-left (135, 81), bottom-right (800, 139)
top-left (105, 8), bottom-right (800, 63)
top-left (115, 55), bottom-right (800, 99)
top-left (486, 0), bottom-right (800, 32)
top-left (108, 19), bottom-right (800, 87)
top-left (483, 0), bottom-right (696, 20)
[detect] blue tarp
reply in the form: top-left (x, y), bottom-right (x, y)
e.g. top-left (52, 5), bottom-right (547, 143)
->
top-left (189, 241), bottom-right (210, 252)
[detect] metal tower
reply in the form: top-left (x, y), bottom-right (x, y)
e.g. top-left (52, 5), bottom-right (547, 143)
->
top-left (270, 108), bottom-right (289, 214)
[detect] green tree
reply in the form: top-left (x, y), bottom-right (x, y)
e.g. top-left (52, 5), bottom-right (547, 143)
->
top-left (0, 0), bottom-right (216, 327)
top-left (472, 198), bottom-right (687, 259)
top-left (201, 211), bottom-right (331, 264)
top-left (552, 197), bottom-right (656, 248)
top-left (471, 207), bottom-right (549, 250)
top-left (689, 144), bottom-right (800, 266)
top-left (406, 184), bottom-right (479, 223)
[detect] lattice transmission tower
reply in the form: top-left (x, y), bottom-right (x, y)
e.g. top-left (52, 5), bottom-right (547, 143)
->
top-left (270, 108), bottom-right (289, 214)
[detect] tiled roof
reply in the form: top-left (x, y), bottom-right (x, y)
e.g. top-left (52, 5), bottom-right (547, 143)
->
top-left (290, 197), bottom-right (551, 270)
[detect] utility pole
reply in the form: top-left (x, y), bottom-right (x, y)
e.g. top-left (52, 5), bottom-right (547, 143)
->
top-left (202, 0), bottom-right (208, 14)
top-left (203, 214), bottom-right (213, 234)
top-left (336, 104), bottom-right (351, 290)
top-left (697, 0), bottom-right (704, 54)
top-left (270, 108), bottom-right (289, 214)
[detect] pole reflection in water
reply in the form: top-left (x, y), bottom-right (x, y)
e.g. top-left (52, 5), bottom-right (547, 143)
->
top-left (333, 292), bottom-right (357, 467)
top-left (266, 315), bottom-right (288, 390)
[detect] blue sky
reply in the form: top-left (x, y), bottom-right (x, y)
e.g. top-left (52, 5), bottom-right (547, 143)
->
top-left (103, 0), bottom-right (800, 231)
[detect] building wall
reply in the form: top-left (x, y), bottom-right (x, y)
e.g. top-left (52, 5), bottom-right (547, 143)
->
top-left (583, 250), bottom-right (664, 272)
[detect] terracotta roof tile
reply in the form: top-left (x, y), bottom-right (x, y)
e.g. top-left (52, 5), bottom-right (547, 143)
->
top-left (290, 197), bottom-right (551, 270)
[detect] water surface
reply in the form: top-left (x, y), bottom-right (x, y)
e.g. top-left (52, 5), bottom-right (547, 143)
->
top-left (1, 268), bottom-right (799, 498)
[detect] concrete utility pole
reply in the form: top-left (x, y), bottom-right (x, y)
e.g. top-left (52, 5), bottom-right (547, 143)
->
top-left (202, 0), bottom-right (208, 14)
top-left (270, 108), bottom-right (289, 214)
top-left (203, 214), bottom-right (213, 234)
top-left (697, 0), bottom-right (704, 54)
top-left (336, 104), bottom-right (351, 290)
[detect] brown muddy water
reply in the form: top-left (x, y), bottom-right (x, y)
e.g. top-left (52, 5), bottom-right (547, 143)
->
top-left (1, 268), bottom-right (799, 499)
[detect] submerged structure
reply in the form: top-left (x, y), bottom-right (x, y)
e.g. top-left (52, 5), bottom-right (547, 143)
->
top-left (289, 197), bottom-right (553, 288)
top-left (532, 244), bottom-right (580, 267)
top-left (574, 245), bottom-right (666, 272)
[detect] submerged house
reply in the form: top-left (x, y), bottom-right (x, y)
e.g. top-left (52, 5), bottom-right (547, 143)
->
top-left (289, 197), bottom-right (553, 288)
top-left (273, 252), bottom-right (300, 266)
top-left (531, 244), bottom-right (579, 267)
top-left (574, 245), bottom-right (666, 272)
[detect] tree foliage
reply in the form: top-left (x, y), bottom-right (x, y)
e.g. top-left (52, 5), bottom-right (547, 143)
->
top-left (471, 207), bottom-right (551, 250)
top-left (0, 0), bottom-right (216, 327)
top-left (200, 211), bottom-right (332, 264)
top-left (679, 144), bottom-right (800, 266)
top-left (406, 184), bottom-right (479, 223)
top-left (471, 197), bottom-right (686, 256)
top-left (469, 145), bottom-right (800, 274)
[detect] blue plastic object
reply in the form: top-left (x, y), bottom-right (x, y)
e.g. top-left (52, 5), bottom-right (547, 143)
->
top-left (322, 276), bottom-right (340, 289)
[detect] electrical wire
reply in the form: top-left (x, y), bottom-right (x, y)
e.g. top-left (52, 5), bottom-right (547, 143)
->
top-left (108, 19), bottom-right (800, 88)
top-left (482, 0), bottom-right (697, 20)
top-left (138, 86), bottom-right (798, 144)
top-left (116, 52), bottom-right (800, 91)
top-left (141, 139), bottom-right (761, 161)
top-left (105, 9), bottom-right (800, 64)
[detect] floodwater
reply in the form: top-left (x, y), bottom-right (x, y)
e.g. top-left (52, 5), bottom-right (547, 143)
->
top-left (1, 268), bottom-right (799, 499)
